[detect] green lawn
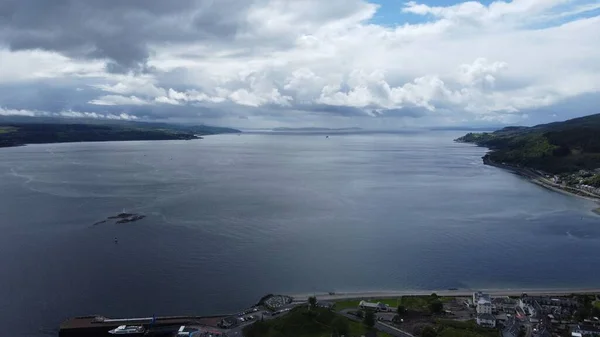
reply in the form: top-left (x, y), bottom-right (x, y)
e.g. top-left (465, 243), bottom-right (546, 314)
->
top-left (433, 319), bottom-right (498, 337)
top-left (243, 307), bottom-right (391, 337)
top-left (348, 320), bottom-right (392, 337)
top-left (334, 295), bottom-right (454, 312)
top-left (334, 299), bottom-right (361, 311)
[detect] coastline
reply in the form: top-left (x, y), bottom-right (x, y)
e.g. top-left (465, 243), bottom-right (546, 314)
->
top-left (288, 287), bottom-right (600, 301)
top-left (0, 136), bottom-right (203, 149)
top-left (481, 156), bottom-right (600, 204)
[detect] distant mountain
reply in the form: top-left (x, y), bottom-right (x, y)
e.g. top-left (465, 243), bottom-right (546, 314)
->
top-left (271, 127), bottom-right (363, 132)
top-left (0, 117), bottom-right (241, 148)
top-left (456, 113), bottom-right (600, 174)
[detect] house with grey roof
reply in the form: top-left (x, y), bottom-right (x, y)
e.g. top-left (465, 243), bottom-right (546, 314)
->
top-left (502, 318), bottom-right (522, 337)
top-left (477, 313), bottom-right (496, 328)
top-left (359, 300), bottom-right (389, 312)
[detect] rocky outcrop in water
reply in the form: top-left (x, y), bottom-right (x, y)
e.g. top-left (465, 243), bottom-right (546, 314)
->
top-left (92, 212), bottom-right (146, 226)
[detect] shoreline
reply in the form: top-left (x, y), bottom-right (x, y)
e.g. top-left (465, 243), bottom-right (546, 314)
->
top-left (287, 287), bottom-right (600, 301)
top-left (482, 156), bottom-right (600, 204)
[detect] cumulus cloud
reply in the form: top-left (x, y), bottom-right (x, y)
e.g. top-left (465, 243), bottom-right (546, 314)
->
top-left (0, 0), bottom-right (599, 128)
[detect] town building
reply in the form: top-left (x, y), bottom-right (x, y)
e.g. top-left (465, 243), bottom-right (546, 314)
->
top-left (572, 324), bottom-right (600, 336)
top-left (473, 292), bottom-right (491, 305)
top-left (502, 318), bottom-right (522, 337)
top-left (316, 301), bottom-right (335, 310)
top-left (492, 297), bottom-right (518, 312)
top-left (359, 301), bottom-right (389, 312)
top-left (477, 298), bottom-right (492, 314)
top-left (476, 313), bottom-right (496, 328)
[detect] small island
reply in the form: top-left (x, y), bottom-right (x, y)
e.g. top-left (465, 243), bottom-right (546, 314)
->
top-left (92, 212), bottom-right (146, 226)
top-left (456, 113), bottom-right (600, 201)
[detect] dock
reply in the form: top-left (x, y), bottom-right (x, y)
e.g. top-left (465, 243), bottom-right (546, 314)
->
top-left (59, 315), bottom-right (226, 337)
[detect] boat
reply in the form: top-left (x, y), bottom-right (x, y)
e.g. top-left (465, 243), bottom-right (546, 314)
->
top-left (108, 325), bottom-right (145, 335)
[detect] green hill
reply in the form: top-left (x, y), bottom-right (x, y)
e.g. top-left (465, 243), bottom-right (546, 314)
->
top-left (0, 118), bottom-right (241, 148)
top-left (456, 113), bottom-right (600, 175)
top-left (243, 307), bottom-right (388, 337)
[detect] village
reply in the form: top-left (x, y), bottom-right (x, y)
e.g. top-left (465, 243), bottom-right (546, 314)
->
top-left (59, 291), bottom-right (600, 337)
top-left (308, 291), bottom-right (600, 337)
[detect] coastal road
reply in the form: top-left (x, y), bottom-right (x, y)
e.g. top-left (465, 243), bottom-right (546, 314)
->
top-left (227, 306), bottom-right (301, 337)
top-left (290, 288), bottom-right (600, 302)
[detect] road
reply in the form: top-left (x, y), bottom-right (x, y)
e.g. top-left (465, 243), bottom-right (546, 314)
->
top-left (290, 288), bottom-right (600, 302)
top-left (226, 305), bottom-right (300, 337)
top-left (338, 309), bottom-right (414, 337)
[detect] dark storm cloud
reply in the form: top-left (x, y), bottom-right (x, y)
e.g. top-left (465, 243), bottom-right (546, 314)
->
top-left (0, 0), bottom-right (252, 72)
top-left (381, 107), bottom-right (428, 118)
top-left (293, 104), bottom-right (371, 117)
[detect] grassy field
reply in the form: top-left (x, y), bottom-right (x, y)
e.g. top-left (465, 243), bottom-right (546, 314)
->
top-left (335, 295), bottom-right (453, 312)
top-left (243, 306), bottom-right (391, 337)
top-left (0, 126), bottom-right (17, 134)
top-left (433, 319), bottom-right (498, 337)
top-left (334, 299), bottom-right (362, 311)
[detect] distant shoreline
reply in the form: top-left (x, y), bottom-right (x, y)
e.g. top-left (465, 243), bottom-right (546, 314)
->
top-left (481, 156), bottom-right (600, 204)
top-left (288, 287), bottom-right (600, 301)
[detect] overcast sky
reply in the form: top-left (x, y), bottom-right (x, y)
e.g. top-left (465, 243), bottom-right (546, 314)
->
top-left (1, 0), bottom-right (599, 129)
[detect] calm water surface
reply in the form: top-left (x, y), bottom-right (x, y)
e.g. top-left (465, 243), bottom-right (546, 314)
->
top-left (0, 132), bottom-right (598, 336)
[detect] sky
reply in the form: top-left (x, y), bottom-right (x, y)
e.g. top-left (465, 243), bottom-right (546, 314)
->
top-left (0, 0), bottom-right (599, 129)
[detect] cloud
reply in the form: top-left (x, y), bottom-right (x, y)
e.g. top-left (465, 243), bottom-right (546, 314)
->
top-left (0, 107), bottom-right (37, 117)
top-left (0, 0), bottom-right (599, 128)
top-left (0, 107), bottom-right (138, 120)
top-left (0, 0), bottom-right (254, 72)
top-left (89, 95), bottom-right (150, 106)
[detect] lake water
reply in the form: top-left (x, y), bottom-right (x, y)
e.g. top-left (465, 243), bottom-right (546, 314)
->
top-left (1, 132), bottom-right (599, 336)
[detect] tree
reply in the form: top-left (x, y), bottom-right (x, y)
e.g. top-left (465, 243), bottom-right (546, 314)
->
top-left (331, 317), bottom-right (349, 337)
top-left (592, 305), bottom-right (600, 318)
top-left (308, 296), bottom-right (317, 310)
top-left (576, 308), bottom-right (590, 322)
top-left (397, 305), bottom-right (406, 316)
top-left (421, 326), bottom-right (437, 337)
top-left (363, 310), bottom-right (376, 328)
top-left (429, 300), bottom-right (443, 314)
top-left (244, 320), bottom-right (270, 337)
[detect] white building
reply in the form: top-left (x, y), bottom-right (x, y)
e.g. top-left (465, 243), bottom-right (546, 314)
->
top-left (477, 298), bottom-right (492, 314)
top-left (359, 300), bottom-right (389, 312)
top-left (477, 313), bottom-right (496, 328)
top-left (473, 292), bottom-right (491, 306)
top-left (572, 324), bottom-right (600, 336)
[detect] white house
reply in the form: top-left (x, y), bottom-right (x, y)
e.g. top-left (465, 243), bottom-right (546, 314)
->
top-left (477, 313), bottom-right (496, 328)
top-left (473, 292), bottom-right (491, 307)
top-left (359, 301), bottom-right (389, 312)
top-left (477, 298), bottom-right (492, 314)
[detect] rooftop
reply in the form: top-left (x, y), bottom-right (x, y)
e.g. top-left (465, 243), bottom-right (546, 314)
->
top-left (576, 324), bottom-right (600, 333)
top-left (478, 313), bottom-right (496, 321)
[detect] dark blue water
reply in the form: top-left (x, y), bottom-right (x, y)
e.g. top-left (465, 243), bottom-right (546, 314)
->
top-left (0, 132), bottom-right (598, 336)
